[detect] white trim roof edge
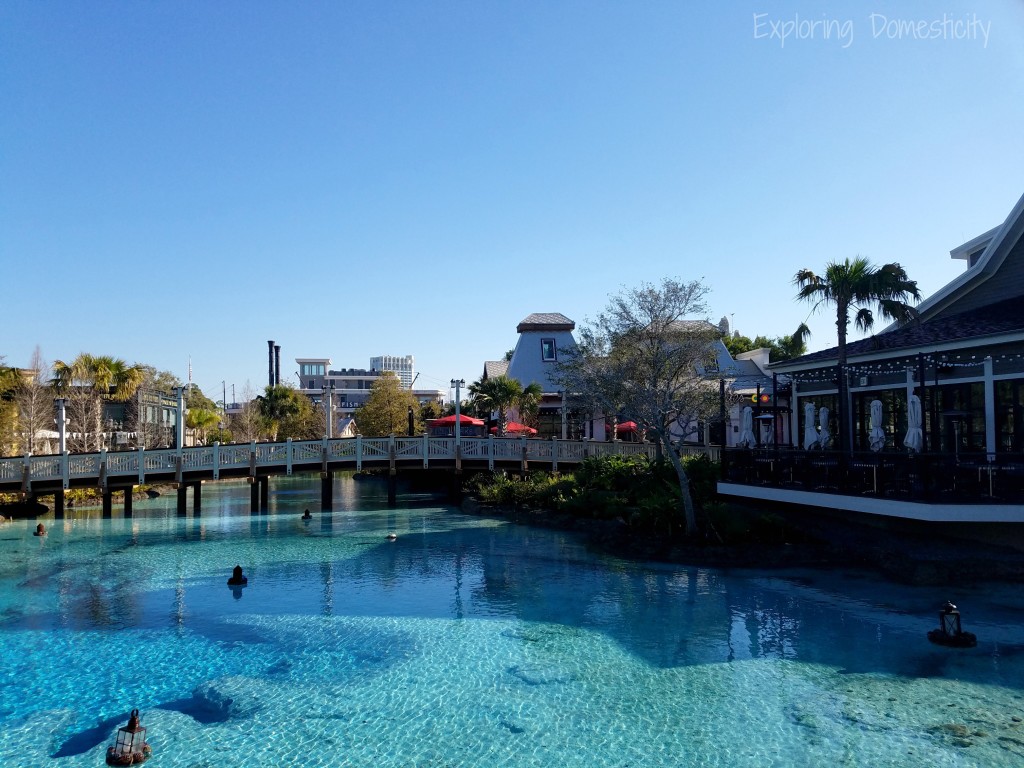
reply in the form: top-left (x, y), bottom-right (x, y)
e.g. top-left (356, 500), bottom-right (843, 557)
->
top-left (913, 190), bottom-right (1024, 321)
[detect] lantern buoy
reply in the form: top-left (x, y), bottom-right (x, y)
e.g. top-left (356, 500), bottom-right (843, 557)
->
top-left (105, 709), bottom-right (152, 766)
top-left (927, 601), bottom-right (977, 648)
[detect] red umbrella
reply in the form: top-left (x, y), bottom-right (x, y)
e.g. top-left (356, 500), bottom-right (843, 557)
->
top-left (430, 414), bottom-right (485, 426)
top-left (489, 421), bottom-right (537, 435)
top-left (616, 421), bottom-right (638, 432)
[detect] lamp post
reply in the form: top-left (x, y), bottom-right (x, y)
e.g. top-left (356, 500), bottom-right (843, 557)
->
top-left (55, 398), bottom-right (67, 454)
top-left (173, 386), bottom-right (185, 451)
top-left (322, 381), bottom-right (335, 439)
top-left (451, 378), bottom-right (465, 445)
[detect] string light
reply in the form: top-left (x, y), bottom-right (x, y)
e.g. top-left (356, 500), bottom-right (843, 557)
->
top-left (782, 351), bottom-right (1024, 385)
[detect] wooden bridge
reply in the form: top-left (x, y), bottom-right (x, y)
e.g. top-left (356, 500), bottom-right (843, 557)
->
top-left (0, 436), bottom-right (656, 517)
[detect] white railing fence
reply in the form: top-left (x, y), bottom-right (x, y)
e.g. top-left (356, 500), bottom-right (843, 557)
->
top-left (0, 437), bottom-right (728, 491)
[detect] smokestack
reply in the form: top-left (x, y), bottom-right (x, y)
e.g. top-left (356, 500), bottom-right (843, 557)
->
top-left (268, 340), bottom-right (275, 388)
top-left (274, 345), bottom-right (281, 386)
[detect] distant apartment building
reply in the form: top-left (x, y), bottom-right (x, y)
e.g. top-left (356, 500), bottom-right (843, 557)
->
top-left (370, 354), bottom-right (415, 388)
top-left (296, 358), bottom-right (378, 418)
top-left (296, 356), bottom-right (442, 432)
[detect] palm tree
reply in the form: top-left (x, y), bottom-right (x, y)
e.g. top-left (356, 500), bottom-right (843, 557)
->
top-left (255, 384), bottom-right (301, 440)
top-left (52, 354), bottom-right (144, 450)
top-left (469, 375), bottom-right (543, 436)
top-left (186, 408), bottom-right (221, 444)
top-left (794, 257), bottom-right (920, 452)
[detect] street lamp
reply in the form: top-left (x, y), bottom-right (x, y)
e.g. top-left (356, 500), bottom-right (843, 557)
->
top-left (55, 398), bottom-right (68, 454)
top-left (322, 381), bottom-right (335, 439)
top-left (451, 379), bottom-right (465, 444)
top-left (173, 386), bottom-right (185, 451)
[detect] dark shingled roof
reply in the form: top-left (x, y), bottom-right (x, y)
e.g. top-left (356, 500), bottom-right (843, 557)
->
top-left (782, 296), bottom-right (1024, 366)
top-left (517, 313), bottom-right (575, 333)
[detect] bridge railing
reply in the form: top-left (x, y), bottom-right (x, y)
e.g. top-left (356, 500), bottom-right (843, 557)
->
top-left (0, 436), bottom-right (663, 492)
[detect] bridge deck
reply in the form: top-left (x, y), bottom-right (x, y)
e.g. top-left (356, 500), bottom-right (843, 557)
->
top-left (0, 436), bottom-right (657, 495)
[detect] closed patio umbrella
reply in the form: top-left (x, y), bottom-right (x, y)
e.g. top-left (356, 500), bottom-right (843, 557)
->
top-left (738, 406), bottom-right (756, 448)
top-left (869, 400), bottom-right (886, 452)
top-left (803, 402), bottom-right (818, 450)
top-left (903, 394), bottom-right (923, 453)
top-left (818, 407), bottom-right (831, 449)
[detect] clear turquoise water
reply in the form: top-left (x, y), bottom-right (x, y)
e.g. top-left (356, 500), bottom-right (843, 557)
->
top-left (1, 476), bottom-right (1023, 767)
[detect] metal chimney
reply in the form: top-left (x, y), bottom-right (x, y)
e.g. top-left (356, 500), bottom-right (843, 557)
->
top-left (268, 340), bottom-right (275, 387)
top-left (274, 345), bottom-right (281, 386)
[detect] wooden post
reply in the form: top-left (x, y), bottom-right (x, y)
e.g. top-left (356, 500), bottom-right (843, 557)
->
top-left (259, 476), bottom-right (269, 511)
top-left (124, 488), bottom-right (133, 517)
top-left (192, 482), bottom-right (202, 514)
top-left (250, 477), bottom-right (259, 513)
top-left (177, 484), bottom-right (188, 515)
top-left (102, 489), bottom-right (113, 518)
top-left (53, 490), bottom-right (65, 519)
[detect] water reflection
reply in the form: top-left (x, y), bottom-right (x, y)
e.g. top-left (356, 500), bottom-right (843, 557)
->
top-left (3, 473), bottom-right (1023, 692)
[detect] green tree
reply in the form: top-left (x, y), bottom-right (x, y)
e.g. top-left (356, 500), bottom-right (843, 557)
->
top-left (186, 408), bottom-right (220, 444)
top-left (723, 332), bottom-right (806, 362)
top-left (794, 257), bottom-right (920, 452)
top-left (0, 359), bottom-right (19, 456)
top-left (468, 375), bottom-right (543, 436)
top-left (419, 399), bottom-right (445, 422)
top-left (136, 365), bottom-right (182, 394)
top-left (185, 384), bottom-right (218, 412)
top-left (554, 278), bottom-right (721, 536)
top-left (277, 392), bottom-right (324, 440)
top-left (355, 372), bottom-right (419, 436)
top-left (256, 384), bottom-right (303, 440)
top-left (52, 354), bottom-right (144, 452)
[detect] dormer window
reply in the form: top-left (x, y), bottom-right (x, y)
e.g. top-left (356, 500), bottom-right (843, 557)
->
top-left (541, 338), bottom-right (557, 361)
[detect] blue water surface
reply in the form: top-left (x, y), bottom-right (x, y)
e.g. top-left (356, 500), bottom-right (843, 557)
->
top-left (1, 475), bottom-right (1023, 767)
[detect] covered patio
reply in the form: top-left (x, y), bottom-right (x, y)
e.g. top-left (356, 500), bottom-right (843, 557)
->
top-left (720, 189), bottom-right (1024, 521)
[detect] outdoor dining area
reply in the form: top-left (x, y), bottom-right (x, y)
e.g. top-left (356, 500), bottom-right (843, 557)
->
top-left (722, 393), bottom-right (1024, 505)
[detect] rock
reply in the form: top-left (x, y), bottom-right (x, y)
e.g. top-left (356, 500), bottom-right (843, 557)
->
top-left (191, 676), bottom-right (265, 720)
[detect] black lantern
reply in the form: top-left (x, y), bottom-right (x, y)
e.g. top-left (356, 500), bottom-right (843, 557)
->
top-left (940, 601), bottom-right (962, 637)
top-left (106, 709), bottom-right (152, 765)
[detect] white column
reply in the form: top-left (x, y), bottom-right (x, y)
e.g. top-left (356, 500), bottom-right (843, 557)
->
top-left (984, 356), bottom-right (996, 458)
top-left (56, 398), bottom-right (67, 454)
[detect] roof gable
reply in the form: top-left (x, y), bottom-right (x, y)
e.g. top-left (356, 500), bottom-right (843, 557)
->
top-left (914, 190), bottom-right (1024, 321)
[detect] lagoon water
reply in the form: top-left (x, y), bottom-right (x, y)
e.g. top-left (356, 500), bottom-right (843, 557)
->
top-left (1, 476), bottom-right (1023, 767)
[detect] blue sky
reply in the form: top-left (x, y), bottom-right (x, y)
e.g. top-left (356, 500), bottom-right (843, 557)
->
top-left (3, 1), bottom-right (1023, 402)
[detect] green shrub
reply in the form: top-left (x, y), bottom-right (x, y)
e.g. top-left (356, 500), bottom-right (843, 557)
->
top-left (469, 454), bottom-right (723, 533)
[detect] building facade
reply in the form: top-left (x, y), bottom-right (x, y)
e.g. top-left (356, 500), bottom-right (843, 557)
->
top-left (370, 355), bottom-right (415, 389)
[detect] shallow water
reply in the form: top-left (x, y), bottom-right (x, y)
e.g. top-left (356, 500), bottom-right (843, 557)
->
top-left (1, 476), bottom-right (1023, 767)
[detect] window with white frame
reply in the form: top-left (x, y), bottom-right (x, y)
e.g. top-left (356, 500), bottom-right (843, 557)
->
top-left (541, 338), bottom-right (557, 361)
